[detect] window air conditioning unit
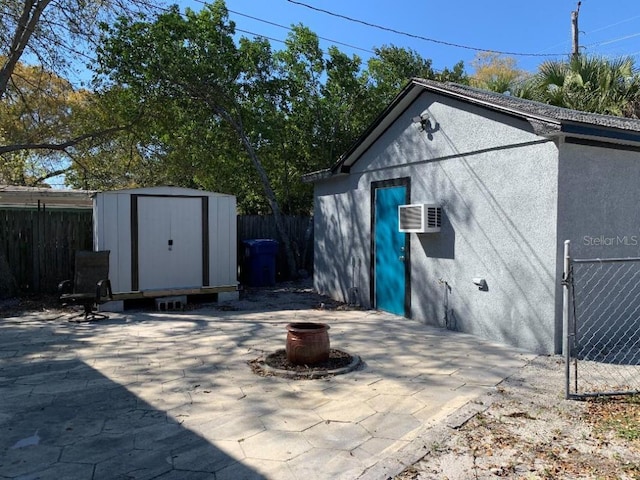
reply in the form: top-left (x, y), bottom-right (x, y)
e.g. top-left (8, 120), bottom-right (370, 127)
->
top-left (398, 204), bottom-right (441, 233)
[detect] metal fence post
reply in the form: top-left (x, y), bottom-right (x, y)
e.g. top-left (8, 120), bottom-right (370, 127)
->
top-left (563, 240), bottom-right (571, 399)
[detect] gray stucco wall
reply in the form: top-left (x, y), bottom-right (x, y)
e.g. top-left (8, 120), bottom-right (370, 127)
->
top-left (556, 140), bottom-right (640, 355)
top-left (557, 141), bottom-right (640, 259)
top-left (314, 91), bottom-right (561, 353)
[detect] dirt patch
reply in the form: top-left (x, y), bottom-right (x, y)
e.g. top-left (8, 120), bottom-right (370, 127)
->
top-left (192, 279), bottom-right (362, 313)
top-left (263, 348), bottom-right (354, 371)
top-left (0, 294), bottom-right (63, 318)
top-left (394, 355), bottom-right (640, 480)
top-left (2, 279), bottom-right (359, 318)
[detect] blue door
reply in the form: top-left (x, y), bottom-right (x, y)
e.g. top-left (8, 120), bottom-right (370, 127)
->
top-left (374, 185), bottom-right (407, 316)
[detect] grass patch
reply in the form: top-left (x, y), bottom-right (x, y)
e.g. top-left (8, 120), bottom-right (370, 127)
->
top-left (586, 394), bottom-right (640, 442)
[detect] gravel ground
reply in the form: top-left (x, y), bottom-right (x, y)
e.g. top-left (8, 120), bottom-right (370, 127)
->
top-left (394, 355), bottom-right (640, 480)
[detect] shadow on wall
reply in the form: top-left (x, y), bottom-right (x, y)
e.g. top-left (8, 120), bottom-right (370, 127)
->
top-left (405, 105), bottom-right (556, 352)
top-left (417, 210), bottom-right (455, 260)
top-left (315, 183), bottom-right (372, 308)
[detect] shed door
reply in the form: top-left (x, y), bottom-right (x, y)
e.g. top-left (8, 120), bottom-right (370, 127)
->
top-left (137, 196), bottom-right (203, 290)
top-left (373, 183), bottom-right (409, 316)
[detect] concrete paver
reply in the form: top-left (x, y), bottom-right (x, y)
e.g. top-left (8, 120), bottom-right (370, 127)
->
top-left (0, 302), bottom-right (535, 479)
top-left (241, 431), bottom-right (313, 461)
top-left (315, 397), bottom-right (376, 423)
top-left (302, 421), bottom-right (370, 450)
top-left (259, 408), bottom-right (323, 432)
top-left (287, 448), bottom-right (365, 480)
top-left (359, 412), bottom-right (423, 441)
top-left (366, 394), bottom-right (425, 414)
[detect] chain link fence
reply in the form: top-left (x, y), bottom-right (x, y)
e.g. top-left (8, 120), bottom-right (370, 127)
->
top-left (563, 241), bottom-right (640, 398)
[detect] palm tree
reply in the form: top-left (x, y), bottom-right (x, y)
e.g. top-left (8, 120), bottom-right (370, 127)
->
top-left (514, 55), bottom-right (640, 118)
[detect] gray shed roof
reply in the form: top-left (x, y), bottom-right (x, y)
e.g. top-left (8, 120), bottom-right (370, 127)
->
top-left (0, 185), bottom-right (95, 209)
top-left (303, 78), bottom-right (640, 182)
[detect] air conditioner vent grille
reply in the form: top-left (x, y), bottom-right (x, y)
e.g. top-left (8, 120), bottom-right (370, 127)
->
top-left (427, 207), bottom-right (441, 228)
top-left (399, 206), bottom-right (423, 230)
top-left (398, 204), bottom-right (441, 233)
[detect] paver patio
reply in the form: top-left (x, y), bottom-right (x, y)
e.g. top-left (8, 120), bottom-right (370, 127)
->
top-left (0, 300), bottom-right (535, 479)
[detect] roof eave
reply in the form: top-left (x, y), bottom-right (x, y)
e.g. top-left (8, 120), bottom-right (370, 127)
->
top-left (308, 78), bottom-right (640, 182)
top-left (301, 169), bottom-right (333, 183)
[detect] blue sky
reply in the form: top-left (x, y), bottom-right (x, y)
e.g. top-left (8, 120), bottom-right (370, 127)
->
top-left (177, 0), bottom-right (640, 74)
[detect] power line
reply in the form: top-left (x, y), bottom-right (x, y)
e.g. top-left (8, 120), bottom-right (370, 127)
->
top-left (3, 0), bottom-right (451, 84)
top-left (588, 14), bottom-right (640, 35)
top-left (538, 13), bottom-right (640, 56)
top-left (227, 8), bottom-right (374, 55)
top-left (188, 0), bottom-right (376, 55)
top-left (586, 32), bottom-right (640, 48)
top-left (235, 27), bottom-right (286, 46)
top-left (123, 0), bottom-right (376, 57)
top-left (286, 0), bottom-right (568, 58)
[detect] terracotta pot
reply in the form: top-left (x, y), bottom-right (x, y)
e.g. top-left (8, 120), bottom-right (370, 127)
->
top-left (286, 322), bottom-right (330, 365)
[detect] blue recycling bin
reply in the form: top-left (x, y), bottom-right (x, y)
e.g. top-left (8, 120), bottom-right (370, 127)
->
top-left (243, 239), bottom-right (279, 287)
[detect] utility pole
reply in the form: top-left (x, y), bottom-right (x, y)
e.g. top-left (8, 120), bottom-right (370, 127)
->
top-left (571, 1), bottom-right (581, 59)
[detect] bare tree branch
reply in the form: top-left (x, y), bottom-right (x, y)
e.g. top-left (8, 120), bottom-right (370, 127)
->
top-left (0, 0), bottom-right (52, 99)
top-left (0, 125), bottom-right (128, 154)
top-left (28, 165), bottom-right (71, 185)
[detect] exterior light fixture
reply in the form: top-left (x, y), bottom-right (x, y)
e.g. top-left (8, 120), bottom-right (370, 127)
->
top-left (412, 112), bottom-right (433, 132)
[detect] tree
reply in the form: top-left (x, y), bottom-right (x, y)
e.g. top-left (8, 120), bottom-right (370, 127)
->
top-left (365, 45), bottom-right (435, 118)
top-left (0, 60), bottom-right (100, 185)
top-left (470, 52), bottom-right (526, 93)
top-left (0, 0), bottom-right (154, 184)
top-left (320, 46), bottom-right (369, 165)
top-left (95, 1), bottom-right (303, 278)
top-left (0, 0), bottom-right (155, 98)
top-left (517, 55), bottom-right (640, 117)
top-left (87, 4), bottom-right (469, 204)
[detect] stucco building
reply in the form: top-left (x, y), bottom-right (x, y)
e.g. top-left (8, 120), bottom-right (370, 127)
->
top-left (305, 79), bottom-right (640, 354)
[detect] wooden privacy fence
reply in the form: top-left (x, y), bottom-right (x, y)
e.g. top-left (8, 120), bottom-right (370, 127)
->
top-left (0, 209), bottom-right (313, 296)
top-left (237, 215), bottom-right (314, 280)
top-left (0, 208), bottom-right (93, 296)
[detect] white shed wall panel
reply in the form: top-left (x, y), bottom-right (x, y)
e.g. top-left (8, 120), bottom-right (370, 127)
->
top-left (209, 196), bottom-right (237, 286)
top-left (93, 191), bottom-right (133, 292)
top-left (94, 187), bottom-right (237, 294)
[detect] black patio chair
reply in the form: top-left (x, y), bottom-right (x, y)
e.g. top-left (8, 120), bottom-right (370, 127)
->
top-left (58, 250), bottom-right (113, 322)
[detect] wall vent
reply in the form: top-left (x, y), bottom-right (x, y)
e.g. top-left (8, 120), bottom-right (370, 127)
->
top-left (398, 204), bottom-right (441, 233)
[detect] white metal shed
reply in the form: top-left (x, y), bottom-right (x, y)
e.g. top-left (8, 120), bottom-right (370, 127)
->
top-left (93, 186), bottom-right (237, 297)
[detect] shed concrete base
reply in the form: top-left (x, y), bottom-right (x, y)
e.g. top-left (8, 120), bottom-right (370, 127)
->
top-left (155, 295), bottom-right (187, 311)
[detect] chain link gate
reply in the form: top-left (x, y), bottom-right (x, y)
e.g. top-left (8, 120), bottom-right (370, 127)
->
top-left (563, 240), bottom-right (640, 398)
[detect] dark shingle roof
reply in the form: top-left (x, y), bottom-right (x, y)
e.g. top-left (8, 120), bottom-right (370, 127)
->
top-left (414, 78), bottom-right (640, 132)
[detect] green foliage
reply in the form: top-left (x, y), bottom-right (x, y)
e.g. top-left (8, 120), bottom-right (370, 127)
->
top-left (435, 61), bottom-right (468, 84)
top-left (86, 1), bottom-right (466, 214)
top-left (515, 55), bottom-right (640, 117)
